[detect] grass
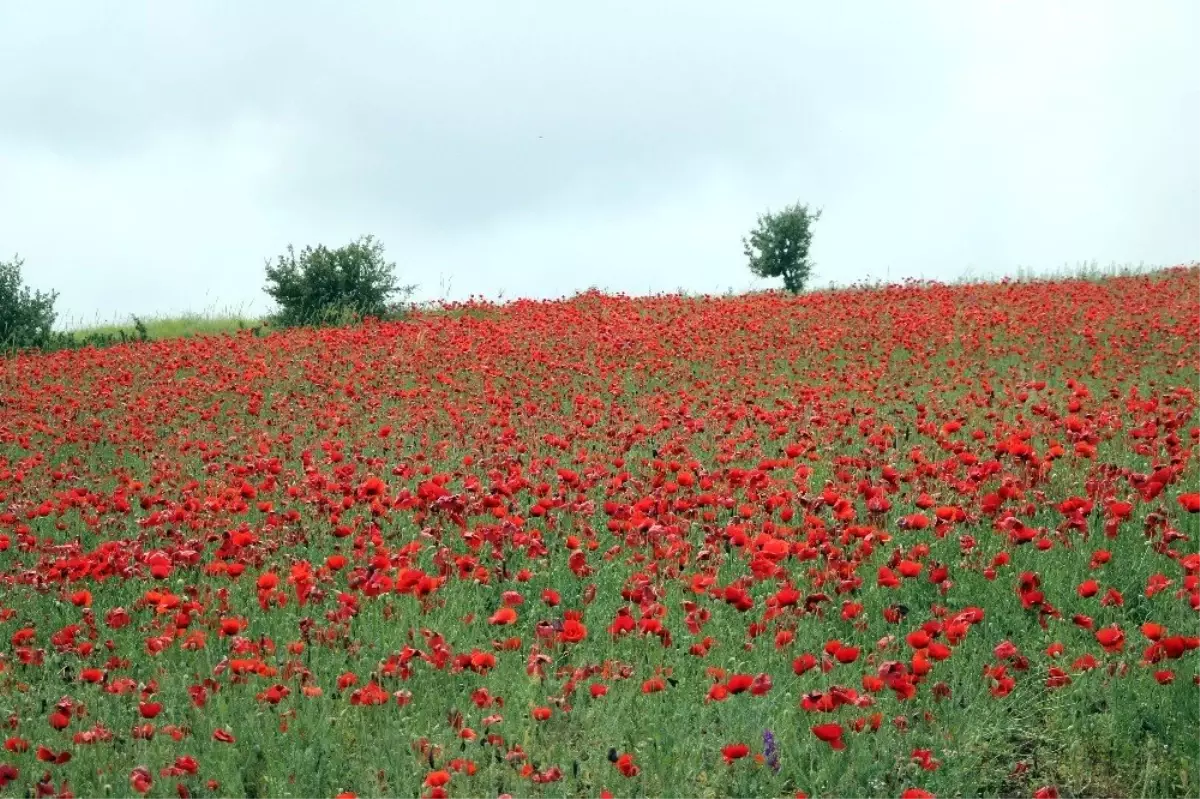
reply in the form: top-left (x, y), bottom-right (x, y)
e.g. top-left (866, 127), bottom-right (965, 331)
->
top-left (960, 260), bottom-right (1165, 285)
top-left (70, 314), bottom-right (259, 340)
top-left (817, 260), bottom-right (1190, 293)
top-left (56, 302), bottom-right (263, 341)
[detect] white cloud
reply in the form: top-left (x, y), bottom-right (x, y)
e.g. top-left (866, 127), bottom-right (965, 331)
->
top-left (1, 0), bottom-right (1196, 323)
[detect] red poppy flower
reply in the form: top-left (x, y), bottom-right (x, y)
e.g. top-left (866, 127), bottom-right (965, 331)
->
top-left (4, 738), bottom-right (28, 754)
top-left (1095, 625), bottom-right (1126, 653)
top-left (488, 607), bottom-right (518, 625)
top-left (811, 723), bottom-right (846, 750)
top-left (424, 770), bottom-right (451, 788)
top-left (641, 678), bottom-right (666, 694)
top-left (726, 674), bottom-right (753, 694)
top-left (560, 618), bottom-right (587, 643)
top-left (793, 653), bottom-right (817, 675)
top-left (707, 683), bottom-right (729, 702)
top-left (138, 702), bottom-right (163, 719)
top-left (130, 766), bottom-right (153, 794)
top-left (1178, 493), bottom-right (1200, 513)
top-left (721, 743), bottom-right (749, 764)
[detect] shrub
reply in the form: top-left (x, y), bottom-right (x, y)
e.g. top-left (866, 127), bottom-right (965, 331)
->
top-left (0, 254), bottom-right (58, 351)
top-left (263, 235), bottom-right (414, 327)
top-left (743, 202), bottom-right (822, 294)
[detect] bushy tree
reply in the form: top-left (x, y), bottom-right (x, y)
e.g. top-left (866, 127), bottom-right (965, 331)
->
top-left (743, 202), bottom-right (822, 294)
top-left (263, 235), bottom-right (413, 327)
top-left (1, 254), bottom-right (58, 351)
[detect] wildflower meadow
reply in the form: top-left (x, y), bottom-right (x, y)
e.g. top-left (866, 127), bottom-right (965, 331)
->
top-left (1, 269), bottom-right (1197, 798)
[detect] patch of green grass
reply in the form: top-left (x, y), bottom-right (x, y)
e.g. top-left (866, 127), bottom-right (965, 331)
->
top-left (62, 312), bottom-right (263, 341)
top-left (818, 261), bottom-right (1195, 292)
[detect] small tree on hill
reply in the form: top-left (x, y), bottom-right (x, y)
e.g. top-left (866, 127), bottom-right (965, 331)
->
top-left (1, 254), bottom-right (58, 350)
top-left (743, 202), bottom-right (822, 294)
top-left (264, 235), bottom-right (414, 327)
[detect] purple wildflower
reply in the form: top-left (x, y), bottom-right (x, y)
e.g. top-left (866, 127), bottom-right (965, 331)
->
top-left (763, 729), bottom-right (780, 773)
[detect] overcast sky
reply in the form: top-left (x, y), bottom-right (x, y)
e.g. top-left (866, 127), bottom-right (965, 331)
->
top-left (1, 1), bottom-right (1197, 325)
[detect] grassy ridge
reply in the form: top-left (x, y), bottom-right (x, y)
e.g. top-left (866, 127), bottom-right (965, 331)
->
top-left (50, 263), bottom-right (1196, 347)
top-left (59, 313), bottom-right (261, 341)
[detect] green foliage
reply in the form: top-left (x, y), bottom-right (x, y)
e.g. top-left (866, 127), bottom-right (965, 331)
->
top-left (0, 254), bottom-right (58, 351)
top-left (263, 235), bottom-right (414, 327)
top-left (743, 202), bottom-right (822, 293)
top-left (0, 255), bottom-right (153, 355)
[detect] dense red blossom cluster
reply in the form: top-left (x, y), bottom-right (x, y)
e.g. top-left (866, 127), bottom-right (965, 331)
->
top-left (0, 269), bottom-right (1197, 797)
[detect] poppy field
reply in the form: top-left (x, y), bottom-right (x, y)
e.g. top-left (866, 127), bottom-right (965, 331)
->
top-left (1, 269), bottom-right (1198, 799)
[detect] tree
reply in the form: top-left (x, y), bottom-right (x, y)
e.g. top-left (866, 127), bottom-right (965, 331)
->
top-left (743, 202), bottom-right (822, 294)
top-left (0, 254), bottom-right (58, 351)
top-left (263, 235), bottom-right (413, 327)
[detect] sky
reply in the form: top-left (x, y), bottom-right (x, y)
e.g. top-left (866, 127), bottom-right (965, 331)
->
top-left (1, 1), bottom-right (1197, 326)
